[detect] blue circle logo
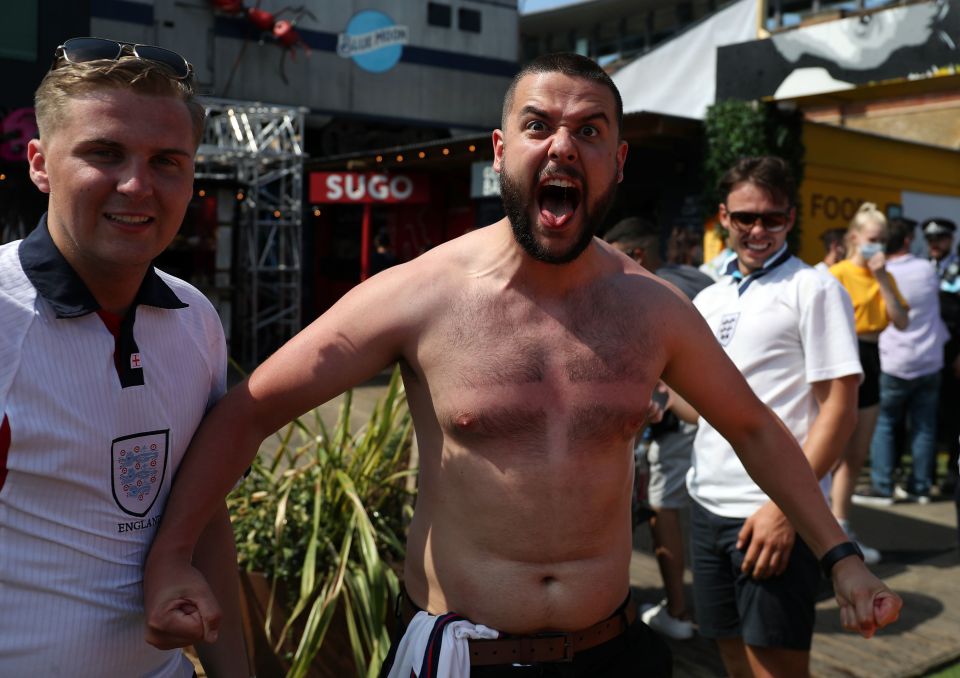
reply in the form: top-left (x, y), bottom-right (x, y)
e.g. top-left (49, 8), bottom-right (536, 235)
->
top-left (337, 10), bottom-right (409, 73)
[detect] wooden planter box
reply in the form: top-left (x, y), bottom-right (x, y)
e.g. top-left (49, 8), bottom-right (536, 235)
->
top-left (238, 570), bottom-right (361, 678)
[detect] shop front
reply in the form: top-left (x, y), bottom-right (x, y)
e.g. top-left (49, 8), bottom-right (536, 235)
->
top-left (306, 162), bottom-right (481, 316)
top-left (798, 122), bottom-right (960, 264)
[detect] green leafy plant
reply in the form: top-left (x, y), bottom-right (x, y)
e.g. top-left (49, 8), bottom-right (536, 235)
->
top-left (228, 366), bottom-right (416, 678)
top-left (702, 100), bottom-right (767, 215)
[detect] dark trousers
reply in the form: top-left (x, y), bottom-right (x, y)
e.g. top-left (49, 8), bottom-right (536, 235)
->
top-left (379, 597), bottom-right (672, 677)
top-left (938, 343), bottom-right (960, 489)
top-left (468, 620), bottom-right (672, 677)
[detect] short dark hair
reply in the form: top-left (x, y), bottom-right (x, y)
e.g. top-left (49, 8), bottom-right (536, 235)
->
top-left (886, 217), bottom-right (917, 254)
top-left (718, 156), bottom-right (795, 207)
top-left (819, 228), bottom-right (846, 248)
top-left (502, 52), bottom-right (623, 136)
top-left (603, 216), bottom-right (658, 250)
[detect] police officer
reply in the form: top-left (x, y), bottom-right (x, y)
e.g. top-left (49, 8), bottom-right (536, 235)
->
top-left (923, 218), bottom-right (960, 493)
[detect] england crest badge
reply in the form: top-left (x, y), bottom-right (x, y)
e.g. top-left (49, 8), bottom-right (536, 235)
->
top-left (111, 429), bottom-right (169, 516)
top-left (717, 312), bottom-right (740, 346)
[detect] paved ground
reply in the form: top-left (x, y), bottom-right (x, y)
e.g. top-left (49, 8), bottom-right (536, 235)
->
top-left (202, 373), bottom-right (960, 677)
top-left (630, 495), bottom-right (960, 677)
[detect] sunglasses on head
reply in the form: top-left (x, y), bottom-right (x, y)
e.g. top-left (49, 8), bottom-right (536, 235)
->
top-left (53, 37), bottom-right (193, 81)
top-left (726, 210), bottom-right (790, 233)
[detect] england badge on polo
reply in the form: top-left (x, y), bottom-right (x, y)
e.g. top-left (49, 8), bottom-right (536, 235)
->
top-left (111, 429), bottom-right (169, 516)
top-left (718, 312), bottom-right (740, 346)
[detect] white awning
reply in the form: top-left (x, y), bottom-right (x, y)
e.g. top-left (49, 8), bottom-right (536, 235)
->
top-left (612, 0), bottom-right (758, 120)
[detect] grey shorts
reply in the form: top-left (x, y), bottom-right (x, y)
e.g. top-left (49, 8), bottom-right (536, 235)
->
top-left (646, 422), bottom-right (696, 510)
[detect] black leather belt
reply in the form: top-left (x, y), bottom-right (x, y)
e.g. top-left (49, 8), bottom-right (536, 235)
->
top-left (399, 593), bottom-right (637, 665)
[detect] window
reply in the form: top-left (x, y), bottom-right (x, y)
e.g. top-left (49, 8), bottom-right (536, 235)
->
top-left (0, 0), bottom-right (38, 61)
top-left (428, 2), bottom-right (452, 27)
top-left (459, 8), bottom-right (482, 33)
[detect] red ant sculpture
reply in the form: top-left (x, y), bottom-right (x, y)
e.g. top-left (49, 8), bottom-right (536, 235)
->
top-left (210, 0), bottom-right (315, 83)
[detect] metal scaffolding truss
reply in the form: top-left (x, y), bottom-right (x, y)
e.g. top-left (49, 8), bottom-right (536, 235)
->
top-left (195, 99), bottom-right (306, 368)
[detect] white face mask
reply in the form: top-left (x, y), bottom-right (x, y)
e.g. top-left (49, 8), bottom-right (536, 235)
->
top-left (859, 242), bottom-right (884, 260)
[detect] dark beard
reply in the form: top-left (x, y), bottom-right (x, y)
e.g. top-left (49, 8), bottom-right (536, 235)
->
top-left (500, 165), bottom-right (618, 265)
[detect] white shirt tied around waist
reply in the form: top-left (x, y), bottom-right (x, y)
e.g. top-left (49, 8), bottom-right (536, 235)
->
top-left (387, 610), bottom-right (500, 678)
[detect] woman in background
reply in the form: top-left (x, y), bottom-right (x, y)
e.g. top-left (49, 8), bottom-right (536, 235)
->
top-left (829, 203), bottom-right (909, 564)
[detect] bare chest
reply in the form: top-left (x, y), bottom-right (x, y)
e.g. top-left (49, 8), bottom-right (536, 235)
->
top-left (419, 287), bottom-right (664, 447)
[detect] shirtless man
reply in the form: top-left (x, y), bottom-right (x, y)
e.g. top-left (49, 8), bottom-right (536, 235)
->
top-left (144, 53), bottom-right (901, 676)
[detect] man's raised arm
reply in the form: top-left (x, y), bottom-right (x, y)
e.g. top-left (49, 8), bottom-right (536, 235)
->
top-left (660, 300), bottom-right (901, 637)
top-left (144, 261), bottom-right (427, 649)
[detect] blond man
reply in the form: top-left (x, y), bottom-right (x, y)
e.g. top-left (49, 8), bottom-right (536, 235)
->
top-left (0, 38), bottom-right (246, 677)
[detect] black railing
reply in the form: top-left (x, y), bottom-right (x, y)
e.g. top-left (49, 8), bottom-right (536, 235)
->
top-left (765, 0), bottom-right (913, 31)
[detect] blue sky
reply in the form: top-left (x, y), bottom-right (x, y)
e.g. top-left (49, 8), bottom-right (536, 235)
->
top-left (518, 0), bottom-right (585, 15)
top-left (520, 0), bottom-right (901, 16)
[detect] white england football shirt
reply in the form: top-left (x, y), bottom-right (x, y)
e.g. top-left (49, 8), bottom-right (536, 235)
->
top-left (687, 255), bottom-right (862, 518)
top-left (0, 219), bottom-right (226, 676)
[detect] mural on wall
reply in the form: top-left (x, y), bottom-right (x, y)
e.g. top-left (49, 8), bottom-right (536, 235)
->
top-left (717, 0), bottom-right (959, 100)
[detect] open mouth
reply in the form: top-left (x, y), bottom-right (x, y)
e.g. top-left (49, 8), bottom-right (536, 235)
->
top-left (537, 178), bottom-right (581, 229)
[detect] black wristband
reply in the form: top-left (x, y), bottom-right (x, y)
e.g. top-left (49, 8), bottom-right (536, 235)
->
top-left (820, 541), bottom-right (864, 577)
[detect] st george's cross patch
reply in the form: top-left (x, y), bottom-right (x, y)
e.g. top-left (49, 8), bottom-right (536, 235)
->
top-left (111, 429), bottom-right (168, 517)
top-left (717, 312), bottom-right (740, 346)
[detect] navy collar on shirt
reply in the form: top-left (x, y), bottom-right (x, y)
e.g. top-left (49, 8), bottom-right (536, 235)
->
top-left (724, 244), bottom-right (792, 296)
top-left (18, 213), bottom-right (187, 318)
top-left (18, 214), bottom-right (188, 389)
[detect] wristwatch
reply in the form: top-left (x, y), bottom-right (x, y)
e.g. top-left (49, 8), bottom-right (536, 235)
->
top-left (819, 541), bottom-right (864, 577)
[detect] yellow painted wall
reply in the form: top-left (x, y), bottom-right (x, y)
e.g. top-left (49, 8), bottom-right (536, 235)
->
top-left (703, 219), bottom-right (725, 264)
top-left (798, 122), bottom-right (960, 264)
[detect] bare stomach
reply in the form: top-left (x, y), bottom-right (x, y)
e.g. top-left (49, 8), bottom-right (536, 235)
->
top-left (403, 533), bottom-right (633, 634)
top-left (401, 445), bottom-right (636, 633)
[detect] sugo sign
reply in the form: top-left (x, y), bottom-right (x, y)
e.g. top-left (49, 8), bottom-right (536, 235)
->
top-left (310, 172), bottom-right (430, 204)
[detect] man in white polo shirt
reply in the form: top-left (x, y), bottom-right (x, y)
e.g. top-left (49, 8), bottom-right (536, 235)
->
top-left (0, 38), bottom-right (246, 676)
top-left (679, 156), bottom-right (862, 676)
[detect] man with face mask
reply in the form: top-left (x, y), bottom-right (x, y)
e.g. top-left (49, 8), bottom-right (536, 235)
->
top-left (143, 54), bottom-right (901, 678)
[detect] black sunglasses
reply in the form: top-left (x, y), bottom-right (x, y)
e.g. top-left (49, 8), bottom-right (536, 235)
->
top-left (53, 37), bottom-right (193, 81)
top-left (727, 210), bottom-right (791, 233)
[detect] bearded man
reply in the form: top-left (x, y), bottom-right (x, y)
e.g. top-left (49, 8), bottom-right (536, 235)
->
top-left (143, 53), bottom-right (901, 678)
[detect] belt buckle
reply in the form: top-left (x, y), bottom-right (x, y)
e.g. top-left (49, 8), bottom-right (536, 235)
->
top-left (535, 632), bottom-right (573, 663)
top-left (560, 636), bottom-right (573, 663)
